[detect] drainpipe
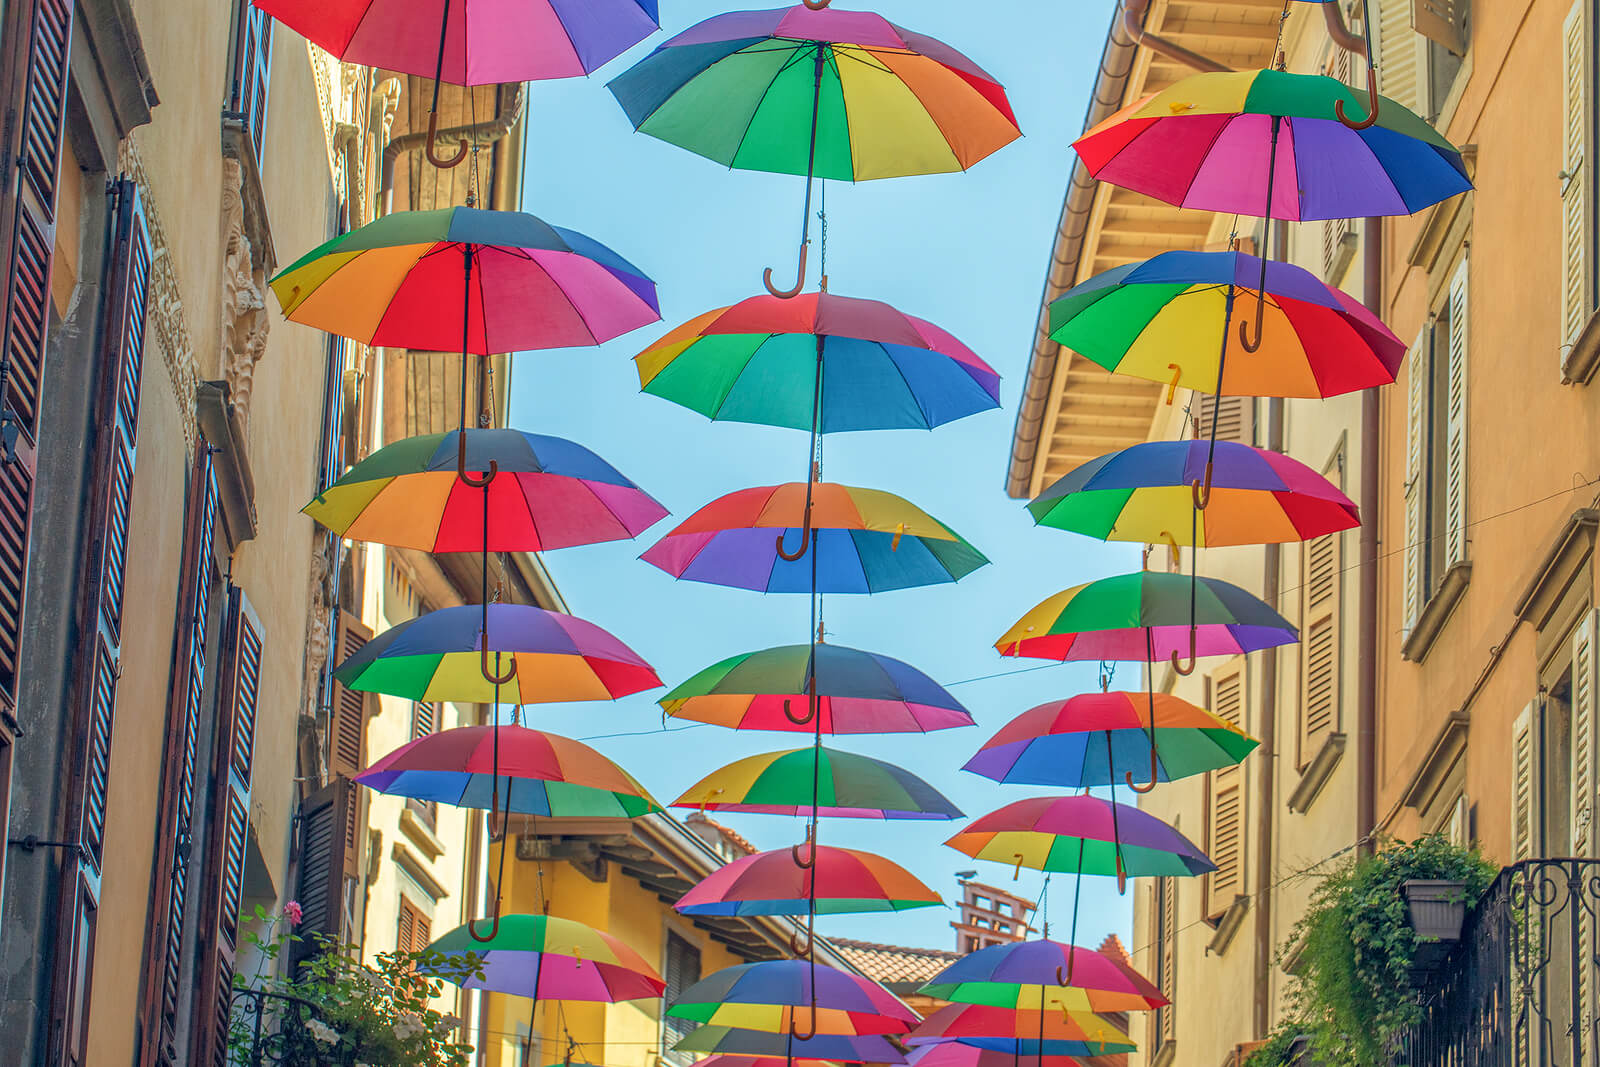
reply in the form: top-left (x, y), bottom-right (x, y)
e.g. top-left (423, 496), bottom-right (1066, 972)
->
top-left (381, 82), bottom-right (526, 216)
top-left (1357, 218), bottom-right (1382, 854)
top-left (1123, 0), bottom-right (1232, 74)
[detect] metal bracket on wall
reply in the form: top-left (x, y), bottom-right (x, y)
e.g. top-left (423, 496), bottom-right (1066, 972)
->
top-left (7, 835), bottom-right (84, 857)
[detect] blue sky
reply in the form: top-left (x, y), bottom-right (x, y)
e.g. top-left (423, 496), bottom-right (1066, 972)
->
top-left (507, 0), bottom-right (1131, 951)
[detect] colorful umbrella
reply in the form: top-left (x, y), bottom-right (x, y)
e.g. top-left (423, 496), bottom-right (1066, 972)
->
top-left (1046, 249), bottom-right (1405, 398)
top-left (674, 747), bottom-right (963, 820)
top-left (906, 1004), bottom-right (1134, 1052)
top-left (690, 1057), bottom-right (836, 1067)
top-left (906, 1044), bottom-right (1085, 1067)
top-left (355, 725), bottom-right (661, 817)
top-left (270, 207), bottom-right (659, 355)
top-left (676, 845), bottom-right (940, 917)
top-left (668, 960), bottom-right (918, 1035)
top-left (996, 572), bottom-right (1297, 665)
top-left (1027, 440), bottom-right (1358, 547)
top-left (673, 1027), bottom-right (906, 1062)
top-left (963, 692), bottom-right (1257, 788)
top-left (662, 643), bottom-right (973, 734)
top-left (945, 796), bottom-right (1215, 880)
top-left (426, 913), bottom-right (664, 1000)
top-left (303, 429), bottom-right (667, 551)
top-left (334, 603), bottom-right (661, 704)
top-left (636, 292), bottom-right (1000, 432)
top-left (643, 483), bottom-right (987, 593)
top-left (1073, 68), bottom-right (1471, 222)
top-left (913, 1037), bottom-right (1131, 1059)
top-left (919, 938), bottom-right (1168, 1013)
top-left (609, 4), bottom-right (1018, 296)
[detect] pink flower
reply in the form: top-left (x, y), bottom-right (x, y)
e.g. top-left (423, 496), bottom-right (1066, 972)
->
top-left (284, 900), bottom-right (303, 925)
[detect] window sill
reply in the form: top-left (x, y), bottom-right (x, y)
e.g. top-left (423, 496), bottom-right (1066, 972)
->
top-left (1402, 561), bottom-right (1472, 662)
top-left (1151, 1042), bottom-right (1177, 1067)
top-left (1206, 895), bottom-right (1250, 956)
top-left (1563, 307), bottom-right (1600, 385)
top-left (1287, 732), bottom-right (1347, 814)
top-left (399, 805), bottom-right (446, 862)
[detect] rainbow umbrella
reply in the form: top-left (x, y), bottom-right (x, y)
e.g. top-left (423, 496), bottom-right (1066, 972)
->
top-left (1073, 68), bottom-right (1470, 222)
top-left (919, 938), bottom-right (1167, 1013)
top-left (662, 643), bottom-right (973, 734)
top-left (675, 844), bottom-right (941, 916)
top-left (334, 603), bottom-right (660, 704)
top-left (673, 1027), bottom-right (906, 1062)
top-left (996, 572), bottom-right (1297, 664)
top-left (1047, 249), bottom-right (1405, 398)
top-left (675, 747), bottom-right (963, 820)
top-left (668, 960), bottom-right (918, 1036)
top-left (1028, 440), bottom-right (1358, 547)
top-left (609, 4), bottom-right (1018, 296)
top-left (906, 1004), bottom-right (1134, 1053)
top-left (643, 483), bottom-right (987, 593)
top-left (690, 1057), bottom-right (835, 1067)
top-left (946, 796), bottom-right (1215, 881)
top-left (963, 693), bottom-right (1257, 788)
top-left (906, 1045), bottom-right (1085, 1067)
top-left (427, 914), bottom-right (664, 1000)
top-left (636, 292), bottom-right (1000, 432)
top-left (270, 207), bottom-right (658, 355)
top-left (303, 429), bottom-right (667, 552)
top-left (355, 725), bottom-right (661, 817)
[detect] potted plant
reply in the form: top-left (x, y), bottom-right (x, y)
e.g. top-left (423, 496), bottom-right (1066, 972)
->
top-left (1400, 879), bottom-right (1469, 942)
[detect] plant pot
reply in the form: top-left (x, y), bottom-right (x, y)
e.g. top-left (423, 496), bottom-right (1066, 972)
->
top-left (1401, 879), bottom-right (1469, 943)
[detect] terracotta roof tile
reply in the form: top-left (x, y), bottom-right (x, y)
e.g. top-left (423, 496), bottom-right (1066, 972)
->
top-left (830, 938), bottom-right (962, 986)
top-left (1097, 933), bottom-right (1132, 968)
top-left (683, 812), bottom-right (756, 857)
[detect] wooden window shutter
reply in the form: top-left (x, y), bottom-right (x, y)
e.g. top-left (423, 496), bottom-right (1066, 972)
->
top-left (1443, 257), bottom-right (1469, 569)
top-left (1510, 701), bottom-right (1542, 862)
top-left (407, 702), bottom-right (438, 827)
top-left (226, 1), bottom-right (273, 164)
top-left (1299, 532), bottom-right (1342, 765)
top-left (1204, 662), bottom-right (1245, 922)
top-left (292, 776), bottom-right (359, 967)
top-left (1156, 876), bottom-right (1177, 1047)
top-left (329, 610), bottom-right (372, 777)
top-left (1576, 610), bottom-right (1600, 1031)
top-left (1565, 0), bottom-right (1591, 350)
top-left (1191, 394), bottom-right (1253, 446)
top-left (397, 896), bottom-right (432, 954)
top-left (1402, 325), bottom-right (1430, 637)
top-left (316, 334), bottom-right (346, 494)
top-left (662, 932), bottom-right (702, 1062)
top-left (1413, 0), bottom-right (1467, 55)
top-left (1376, 0), bottom-right (1424, 113)
top-left (1321, 44), bottom-right (1357, 284)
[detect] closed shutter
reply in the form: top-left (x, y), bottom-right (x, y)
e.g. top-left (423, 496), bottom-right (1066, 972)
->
top-left (1402, 325), bottom-right (1430, 636)
top-left (329, 610), bottom-right (372, 777)
top-left (407, 702), bottom-right (438, 829)
top-left (1565, 0), bottom-right (1590, 350)
top-left (292, 776), bottom-right (359, 966)
top-left (1299, 532), bottom-right (1342, 764)
top-left (1156, 876), bottom-right (1177, 1048)
top-left (192, 587), bottom-right (262, 1066)
top-left (1574, 613), bottom-right (1599, 1032)
top-left (45, 177), bottom-right (149, 1067)
top-left (662, 931), bottom-right (702, 1063)
top-left (1443, 257), bottom-right (1469, 568)
top-left (1511, 702), bottom-right (1542, 862)
top-left (226, 1), bottom-right (272, 165)
top-left (1205, 661), bottom-right (1245, 922)
top-left (1190, 394), bottom-right (1254, 446)
top-left (316, 335), bottom-right (346, 494)
top-left (397, 896), bottom-right (432, 954)
top-left (1376, 0), bottom-right (1424, 114)
top-left (1322, 44), bottom-right (1356, 283)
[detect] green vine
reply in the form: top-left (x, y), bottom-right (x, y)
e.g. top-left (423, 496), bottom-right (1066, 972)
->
top-left (1242, 1022), bottom-right (1304, 1067)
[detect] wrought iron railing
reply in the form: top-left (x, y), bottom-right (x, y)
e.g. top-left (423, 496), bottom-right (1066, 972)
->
top-left (228, 988), bottom-right (362, 1066)
top-left (1396, 858), bottom-right (1600, 1067)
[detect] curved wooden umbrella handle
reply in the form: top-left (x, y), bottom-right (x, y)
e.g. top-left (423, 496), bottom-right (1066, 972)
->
top-left (1169, 647), bottom-right (1197, 677)
top-left (802, 0), bottom-right (832, 8)
top-left (1238, 295), bottom-right (1265, 352)
top-left (1190, 462), bottom-right (1214, 511)
top-left (1012, 852), bottom-right (1024, 881)
top-left (791, 827), bottom-right (817, 869)
top-left (1335, 66), bottom-right (1381, 130)
top-left (764, 242), bottom-right (808, 299)
top-left (481, 646), bottom-right (517, 686)
top-left (782, 697), bottom-right (817, 726)
top-left (465, 904), bottom-right (502, 942)
top-left (790, 926), bottom-right (813, 956)
top-left (776, 518), bottom-right (812, 561)
top-left (790, 1006), bottom-right (818, 1041)
top-left (427, 109), bottom-right (469, 169)
top-left (1164, 363), bottom-right (1182, 406)
top-left (1124, 745), bottom-right (1160, 794)
top-left (458, 431), bottom-right (498, 487)
top-left (1115, 853), bottom-right (1128, 895)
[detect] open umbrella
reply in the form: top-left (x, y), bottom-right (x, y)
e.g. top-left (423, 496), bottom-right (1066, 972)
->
top-left (911, 1036), bottom-right (1132, 1059)
top-left (637, 292), bottom-right (1000, 432)
top-left (668, 960), bottom-right (918, 1036)
top-left (674, 747), bottom-right (963, 820)
top-left (906, 1045), bottom-right (1085, 1067)
top-left (643, 482), bottom-right (987, 593)
top-left (355, 725), bottom-right (660, 817)
top-left (676, 844), bottom-right (942, 917)
top-left (906, 1003), bottom-right (1134, 1053)
top-left (1046, 249), bottom-right (1404, 398)
top-left (963, 692), bottom-right (1257, 788)
top-left (334, 603), bottom-right (660, 704)
top-left (426, 914), bottom-right (664, 1000)
top-left (691, 1058), bottom-right (835, 1067)
top-left (919, 938), bottom-right (1167, 1013)
top-left (609, 4), bottom-right (1018, 295)
top-left (673, 1027), bottom-right (907, 1062)
top-left (304, 429), bottom-right (667, 550)
top-left (662, 643), bottom-right (973, 734)
top-left (1027, 439), bottom-right (1358, 547)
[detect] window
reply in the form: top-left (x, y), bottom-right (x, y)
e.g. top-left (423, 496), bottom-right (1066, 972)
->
top-left (225, 1), bottom-right (272, 165)
top-left (1401, 254), bottom-right (1470, 655)
top-left (1190, 394), bottom-right (1253, 446)
top-left (661, 931), bottom-right (701, 1065)
top-left (1204, 660), bottom-right (1246, 923)
top-left (1321, 43), bottom-right (1358, 285)
top-left (407, 702), bottom-right (438, 828)
top-left (397, 896), bottom-right (432, 955)
top-left (1299, 515), bottom-right (1343, 765)
top-left (1375, 0), bottom-right (1467, 124)
top-left (1564, 0), bottom-right (1591, 357)
top-left (1151, 876), bottom-right (1178, 1054)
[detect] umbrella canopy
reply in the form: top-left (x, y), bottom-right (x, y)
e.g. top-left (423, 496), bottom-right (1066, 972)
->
top-left (668, 960), bottom-right (918, 1035)
top-left (334, 604), bottom-right (661, 704)
top-left (674, 747), bottom-right (963, 820)
top-left (643, 483), bottom-right (988, 593)
top-left (946, 796), bottom-right (1215, 878)
top-left (636, 292), bottom-right (1000, 432)
top-left (906, 1045), bottom-right (1085, 1067)
top-left (426, 914), bottom-right (664, 1000)
top-left (690, 1058), bottom-right (835, 1067)
top-left (675, 844), bottom-right (942, 916)
top-left (1047, 249), bottom-right (1405, 398)
top-left (1073, 68), bottom-right (1470, 221)
top-left (1028, 440), bottom-right (1359, 547)
top-left (255, 0), bottom-right (659, 83)
top-left (304, 429), bottom-right (667, 553)
top-left (963, 693), bottom-right (1258, 788)
top-left (906, 1004), bottom-right (1133, 1051)
top-left (662, 643), bottom-right (973, 734)
top-left (919, 938), bottom-right (1168, 1013)
top-left (674, 1027), bottom-right (907, 1062)
top-left (270, 207), bottom-right (659, 354)
top-left (996, 572), bottom-right (1297, 662)
top-left (355, 725), bottom-right (661, 817)
top-left (608, 6), bottom-right (1019, 181)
